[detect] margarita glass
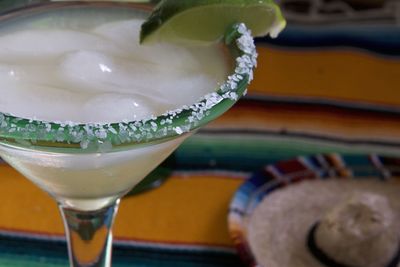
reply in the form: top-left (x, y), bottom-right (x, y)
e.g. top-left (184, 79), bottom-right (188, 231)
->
top-left (0, 1), bottom-right (257, 266)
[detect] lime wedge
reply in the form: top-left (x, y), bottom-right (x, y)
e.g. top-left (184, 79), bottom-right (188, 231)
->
top-left (140, 0), bottom-right (286, 44)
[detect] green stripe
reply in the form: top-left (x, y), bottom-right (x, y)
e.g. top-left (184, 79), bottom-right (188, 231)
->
top-left (0, 234), bottom-right (244, 267)
top-left (173, 134), bottom-right (400, 171)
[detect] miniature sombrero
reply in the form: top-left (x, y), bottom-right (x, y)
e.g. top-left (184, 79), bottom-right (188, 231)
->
top-left (228, 154), bottom-right (400, 267)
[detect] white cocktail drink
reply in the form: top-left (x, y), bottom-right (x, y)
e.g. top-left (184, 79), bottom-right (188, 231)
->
top-left (0, 1), bottom-right (264, 265)
top-left (0, 6), bottom-right (228, 210)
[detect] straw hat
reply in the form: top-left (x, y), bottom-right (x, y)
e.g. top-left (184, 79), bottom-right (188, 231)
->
top-left (247, 178), bottom-right (400, 267)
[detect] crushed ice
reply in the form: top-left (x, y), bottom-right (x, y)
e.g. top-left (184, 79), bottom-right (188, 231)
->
top-left (0, 23), bottom-right (257, 150)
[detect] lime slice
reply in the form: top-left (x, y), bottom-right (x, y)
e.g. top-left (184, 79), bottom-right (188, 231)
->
top-left (140, 0), bottom-right (286, 44)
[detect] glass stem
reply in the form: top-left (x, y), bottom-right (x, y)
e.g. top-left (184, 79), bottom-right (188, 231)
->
top-left (59, 200), bottom-right (120, 267)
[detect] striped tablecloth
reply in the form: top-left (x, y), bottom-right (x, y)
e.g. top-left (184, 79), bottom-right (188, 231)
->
top-left (1, 2), bottom-right (400, 266)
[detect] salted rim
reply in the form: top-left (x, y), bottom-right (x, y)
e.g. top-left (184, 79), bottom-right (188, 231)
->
top-left (0, 11), bottom-right (257, 152)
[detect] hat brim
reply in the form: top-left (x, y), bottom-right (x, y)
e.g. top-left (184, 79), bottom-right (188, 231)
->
top-left (228, 154), bottom-right (400, 267)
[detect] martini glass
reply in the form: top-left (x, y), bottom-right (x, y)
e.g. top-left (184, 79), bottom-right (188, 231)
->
top-left (0, 1), bottom-right (257, 266)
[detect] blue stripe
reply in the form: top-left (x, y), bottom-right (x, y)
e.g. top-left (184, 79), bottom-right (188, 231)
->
top-left (257, 25), bottom-right (400, 56)
top-left (0, 233), bottom-right (244, 267)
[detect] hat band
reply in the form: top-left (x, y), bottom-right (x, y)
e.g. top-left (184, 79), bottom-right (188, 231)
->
top-left (307, 222), bottom-right (400, 267)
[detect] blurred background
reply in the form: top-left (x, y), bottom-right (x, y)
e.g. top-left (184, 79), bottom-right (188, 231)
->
top-left (174, 0), bottom-right (400, 172)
